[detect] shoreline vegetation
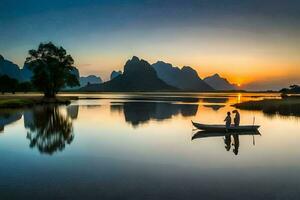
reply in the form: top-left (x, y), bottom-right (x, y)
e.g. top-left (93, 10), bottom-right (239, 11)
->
top-left (0, 95), bottom-right (77, 108)
top-left (233, 96), bottom-right (300, 116)
top-left (1, 92), bottom-right (300, 118)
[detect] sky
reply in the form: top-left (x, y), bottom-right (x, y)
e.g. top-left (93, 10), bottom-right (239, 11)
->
top-left (0, 0), bottom-right (299, 90)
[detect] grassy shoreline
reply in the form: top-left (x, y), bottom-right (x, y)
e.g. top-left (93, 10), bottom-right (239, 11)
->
top-left (233, 97), bottom-right (300, 116)
top-left (0, 95), bottom-right (77, 108)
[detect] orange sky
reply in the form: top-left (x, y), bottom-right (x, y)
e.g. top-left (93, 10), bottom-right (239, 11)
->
top-left (2, 1), bottom-right (300, 90)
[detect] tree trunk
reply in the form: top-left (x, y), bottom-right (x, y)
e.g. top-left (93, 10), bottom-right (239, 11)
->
top-left (44, 90), bottom-right (56, 98)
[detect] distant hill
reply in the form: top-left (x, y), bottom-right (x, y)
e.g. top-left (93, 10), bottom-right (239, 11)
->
top-left (81, 56), bottom-right (176, 92)
top-left (110, 70), bottom-right (122, 80)
top-left (21, 64), bottom-right (33, 81)
top-left (80, 75), bottom-right (102, 87)
top-left (203, 74), bottom-right (237, 91)
top-left (152, 61), bottom-right (213, 91)
top-left (0, 54), bottom-right (32, 81)
top-left (64, 70), bottom-right (102, 90)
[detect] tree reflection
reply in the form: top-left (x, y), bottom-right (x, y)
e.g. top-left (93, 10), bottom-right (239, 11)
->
top-left (25, 105), bottom-right (75, 155)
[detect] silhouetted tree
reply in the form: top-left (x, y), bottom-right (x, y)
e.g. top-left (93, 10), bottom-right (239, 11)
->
top-left (25, 42), bottom-right (79, 98)
top-left (280, 84), bottom-right (300, 94)
top-left (0, 75), bottom-right (18, 94)
top-left (17, 81), bottom-right (33, 93)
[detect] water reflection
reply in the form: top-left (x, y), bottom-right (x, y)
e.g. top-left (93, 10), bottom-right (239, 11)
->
top-left (201, 98), bottom-right (228, 111)
top-left (204, 105), bottom-right (225, 111)
top-left (192, 131), bottom-right (260, 155)
top-left (24, 105), bottom-right (77, 155)
top-left (111, 102), bottom-right (198, 127)
top-left (67, 105), bottom-right (79, 120)
top-left (0, 109), bottom-right (22, 132)
top-left (202, 97), bottom-right (228, 103)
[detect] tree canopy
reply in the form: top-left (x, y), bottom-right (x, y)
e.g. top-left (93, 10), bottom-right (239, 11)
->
top-left (280, 84), bottom-right (300, 94)
top-left (25, 42), bottom-right (79, 98)
top-left (0, 75), bottom-right (18, 94)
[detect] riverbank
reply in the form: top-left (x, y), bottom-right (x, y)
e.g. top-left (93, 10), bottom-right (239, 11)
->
top-left (0, 94), bottom-right (78, 108)
top-left (233, 97), bottom-right (300, 116)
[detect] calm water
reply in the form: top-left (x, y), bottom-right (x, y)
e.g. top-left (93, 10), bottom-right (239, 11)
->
top-left (1, 93), bottom-right (300, 200)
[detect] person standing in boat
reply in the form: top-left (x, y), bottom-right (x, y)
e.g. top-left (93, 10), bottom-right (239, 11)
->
top-left (233, 110), bottom-right (240, 127)
top-left (224, 112), bottom-right (232, 129)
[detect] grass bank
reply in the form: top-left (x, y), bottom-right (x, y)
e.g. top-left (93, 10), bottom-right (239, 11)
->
top-left (233, 98), bottom-right (300, 116)
top-left (0, 95), bottom-right (78, 108)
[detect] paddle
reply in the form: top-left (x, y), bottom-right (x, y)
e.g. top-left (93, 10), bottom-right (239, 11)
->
top-left (252, 116), bottom-right (256, 146)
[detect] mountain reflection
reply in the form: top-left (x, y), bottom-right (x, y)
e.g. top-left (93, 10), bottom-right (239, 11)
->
top-left (192, 131), bottom-right (260, 156)
top-left (204, 105), bottom-right (225, 111)
top-left (111, 102), bottom-right (198, 127)
top-left (202, 97), bottom-right (228, 103)
top-left (24, 105), bottom-right (77, 155)
top-left (0, 109), bottom-right (22, 133)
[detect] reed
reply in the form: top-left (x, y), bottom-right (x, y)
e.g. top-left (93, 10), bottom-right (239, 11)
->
top-left (233, 98), bottom-right (300, 116)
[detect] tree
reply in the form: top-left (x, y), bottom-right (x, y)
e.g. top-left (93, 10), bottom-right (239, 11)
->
top-left (0, 75), bottom-right (18, 94)
top-left (17, 81), bottom-right (33, 93)
top-left (25, 42), bottom-right (79, 98)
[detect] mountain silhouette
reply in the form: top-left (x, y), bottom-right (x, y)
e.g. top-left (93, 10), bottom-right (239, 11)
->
top-left (81, 56), bottom-right (176, 91)
top-left (204, 74), bottom-right (237, 90)
top-left (0, 55), bottom-right (31, 81)
top-left (110, 70), bottom-right (122, 80)
top-left (80, 75), bottom-right (102, 87)
top-left (152, 61), bottom-right (213, 91)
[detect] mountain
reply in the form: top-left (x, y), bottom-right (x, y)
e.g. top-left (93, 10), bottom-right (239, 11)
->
top-left (0, 55), bottom-right (32, 82)
top-left (152, 61), bottom-right (213, 91)
top-left (110, 70), bottom-right (122, 80)
top-left (21, 64), bottom-right (33, 81)
top-left (81, 56), bottom-right (176, 91)
top-left (203, 74), bottom-right (237, 91)
top-left (0, 54), bottom-right (23, 80)
top-left (80, 75), bottom-right (102, 87)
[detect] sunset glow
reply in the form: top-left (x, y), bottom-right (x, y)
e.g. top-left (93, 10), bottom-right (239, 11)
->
top-left (1, 1), bottom-right (300, 198)
top-left (1, 0), bottom-right (299, 90)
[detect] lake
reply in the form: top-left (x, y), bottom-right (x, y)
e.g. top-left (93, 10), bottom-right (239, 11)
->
top-left (1, 93), bottom-right (300, 200)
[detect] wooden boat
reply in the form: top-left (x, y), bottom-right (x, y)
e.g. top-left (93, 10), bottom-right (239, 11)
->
top-left (192, 121), bottom-right (260, 132)
top-left (192, 130), bottom-right (261, 140)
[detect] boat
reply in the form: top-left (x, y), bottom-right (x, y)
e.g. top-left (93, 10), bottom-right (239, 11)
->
top-left (192, 130), bottom-right (261, 140)
top-left (191, 121), bottom-right (260, 132)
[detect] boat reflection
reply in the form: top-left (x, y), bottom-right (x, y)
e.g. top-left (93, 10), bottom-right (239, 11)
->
top-left (192, 130), bottom-right (261, 155)
top-left (24, 105), bottom-right (78, 155)
top-left (111, 102), bottom-right (198, 127)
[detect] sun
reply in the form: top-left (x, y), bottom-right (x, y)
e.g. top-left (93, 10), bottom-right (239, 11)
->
top-left (237, 83), bottom-right (242, 87)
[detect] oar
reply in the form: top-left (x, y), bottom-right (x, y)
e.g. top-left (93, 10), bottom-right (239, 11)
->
top-left (252, 116), bottom-right (256, 146)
